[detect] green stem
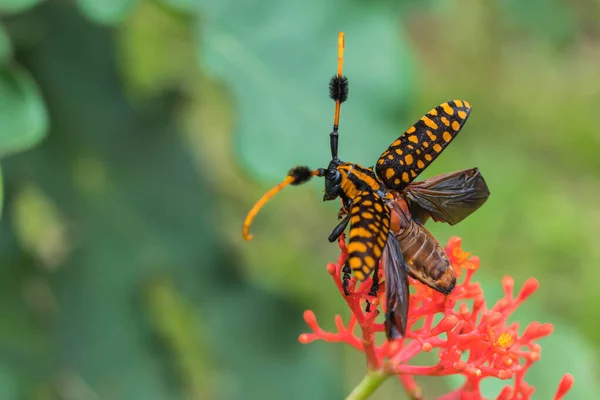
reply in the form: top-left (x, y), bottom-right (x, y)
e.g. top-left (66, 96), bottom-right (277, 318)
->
top-left (345, 369), bottom-right (389, 400)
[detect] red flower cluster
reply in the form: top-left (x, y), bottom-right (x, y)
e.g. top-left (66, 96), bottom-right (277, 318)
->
top-left (299, 236), bottom-right (574, 399)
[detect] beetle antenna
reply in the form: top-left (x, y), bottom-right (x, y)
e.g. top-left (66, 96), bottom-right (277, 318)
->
top-left (242, 167), bottom-right (324, 240)
top-left (328, 32), bottom-right (348, 161)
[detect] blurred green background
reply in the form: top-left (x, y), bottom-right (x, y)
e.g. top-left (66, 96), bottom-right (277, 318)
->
top-left (0, 0), bottom-right (598, 398)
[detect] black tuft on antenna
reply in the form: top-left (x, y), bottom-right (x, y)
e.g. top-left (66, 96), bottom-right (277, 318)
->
top-left (329, 75), bottom-right (349, 103)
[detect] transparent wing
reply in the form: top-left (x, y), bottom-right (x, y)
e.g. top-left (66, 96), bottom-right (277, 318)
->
top-left (404, 168), bottom-right (490, 226)
top-left (382, 233), bottom-right (410, 339)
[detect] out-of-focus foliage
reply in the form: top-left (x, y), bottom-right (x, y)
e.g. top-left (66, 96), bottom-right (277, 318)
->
top-left (0, 0), bottom-right (598, 399)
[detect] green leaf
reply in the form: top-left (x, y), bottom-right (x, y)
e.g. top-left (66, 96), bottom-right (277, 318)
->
top-left (0, 0), bottom-right (42, 14)
top-left (196, 0), bottom-right (415, 182)
top-left (0, 23), bottom-right (12, 66)
top-left (77, 0), bottom-right (140, 25)
top-left (0, 65), bottom-right (48, 158)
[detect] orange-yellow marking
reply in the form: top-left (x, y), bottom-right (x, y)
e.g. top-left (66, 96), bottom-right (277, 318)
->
top-left (351, 206), bottom-right (360, 214)
top-left (382, 218), bottom-right (389, 227)
top-left (349, 257), bottom-right (362, 269)
top-left (350, 242), bottom-right (368, 253)
top-left (377, 237), bottom-right (385, 247)
top-left (408, 135), bottom-right (419, 144)
top-left (378, 159), bottom-right (384, 165)
top-left (351, 228), bottom-right (372, 238)
top-left (442, 103), bottom-right (454, 115)
top-left (405, 154), bottom-right (414, 165)
top-left (351, 216), bottom-right (361, 224)
top-left (454, 100), bottom-right (464, 107)
top-left (429, 108), bottom-right (438, 116)
top-left (425, 154), bottom-right (433, 161)
top-left (402, 172), bottom-right (409, 182)
top-left (374, 202), bottom-right (383, 212)
top-left (458, 110), bottom-right (467, 119)
top-left (368, 223), bottom-right (377, 231)
top-left (441, 116), bottom-right (450, 126)
top-left (417, 160), bottom-right (425, 169)
top-left (464, 101), bottom-right (471, 108)
top-left (452, 121), bottom-right (460, 131)
top-left (392, 139), bottom-right (401, 146)
top-left (422, 116), bottom-right (438, 130)
top-left (407, 126), bottom-right (416, 134)
top-left (395, 148), bottom-right (403, 155)
top-left (427, 131), bottom-right (437, 141)
top-left (374, 247), bottom-right (382, 258)
top-left (423, 141), bottom-right (429, 148)
top-left (433, 143), bottom-right (443, 152)
top-left (386, 168), bottom-right (395, 179)
top-left (443, 131), bottom-right (453, 142)
top-left (365, 256), bottom-right (375, 268)
top-left (354, 270), bottom-right (365, 280)
top-left (398, 160), bottom-right (404, 166)
top-left (410, 170), bottom-right (417, 178)
top-left (362, 200), bottom-right (373, 206)
top-left (387, 155), bottom-right (394, 160)
top-left (362, 211), bottom-right (374, 219)
top-left (394, 178), bottom-right (400, 185)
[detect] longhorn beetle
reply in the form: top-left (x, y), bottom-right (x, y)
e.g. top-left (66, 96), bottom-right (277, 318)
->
top-left (242, 32), bottom-right (490, 340)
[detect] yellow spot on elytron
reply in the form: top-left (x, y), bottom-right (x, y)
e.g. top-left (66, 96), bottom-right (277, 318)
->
top-left (364, 256), bottom-right (375, 268)
top-left (374, 247), bottom-right (382, 258)
top-left (442, 103), bottom-right (454, 115)
top-left (406, 126), bottom-right (416, 134)
top-left (354, 270), bottom-right (365, 280)
top-left (408, 135), bottom-right (419, 144)
top-left (410, 170), bottom-right (417, 178)
top-left (385, 168), bottom-right (395, 179)
top-left (423, 142), bottom-right (429, 148)
top-left (405, 154), bottom-right (414, 165)
top-left (422, 116), bottom-right (438, 130)
top-left (452, 121), bottom-right (460, 131)
top-left (402, 172), bottom-right (409, 182)
top-left (429, 108), bottom-right (438, 116)
top-left (427, 131), bottom-right (437, 141)
top-left (374, 203), bottom-right (383, 213)
top-left (368, 223), bottom-right (377, 231)
top-left (425, 154), bottom-right (433, 161)
top-left (367, 242), bottom-right (373, 248)
top-left (433, 143), bottom-right (443, 152)
top-left (392, 139), bottom-right (401, 146)
top-left (350, 242), bottom-right (368, 253)
top-left (417, 160), bottom-right (425, 169)
top-left (362, 200), bottom-right (373, 206)
top-left (387, 155), bottom-right (394, 160)
top-left (377, 159), bottom-right (384, 165)
top-left (351, 206), bottom-right (360, 214)
top-left (496, 332), bottom-right (514, 348)
top-left (395, 148), bottom-right (403, 155)
top-left (443, 131), bottom-right (453, 142)
top-left (464, 101), bottom-right (471, 108)
top-left (458, 110), bottom-right (467, 119)
top-left (382, 218), bottom-right (389, 227)
top-left (363, 212), bottom-right (375, 220)
top-left (441, 116), bottom-right (450, 126)
top-left (351, 216), bottom-right (361, 224)
top-left (454, 100), bottom-right (464, 107)
top-left (416, 149), bottom-right (421, 154)
top-left (351, 227), bottom-right (372, 238)
top-left (394, 178), bottom-right (400, 185)
top-left (349, 257), bottom-right (362, 269)
top-left (377, 237), bottom-right (385, 247)
top-left (398, 160), bottom-right (404, 166)
top-left (407, 144), bottom-right (414, 150)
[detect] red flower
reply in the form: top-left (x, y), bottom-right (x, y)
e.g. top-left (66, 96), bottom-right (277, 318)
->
top-left (299, 236), bottom-right (573, 400)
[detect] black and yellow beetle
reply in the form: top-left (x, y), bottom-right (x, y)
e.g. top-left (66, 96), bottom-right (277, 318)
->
top-left (242, 32), bottom-right (490, 340)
